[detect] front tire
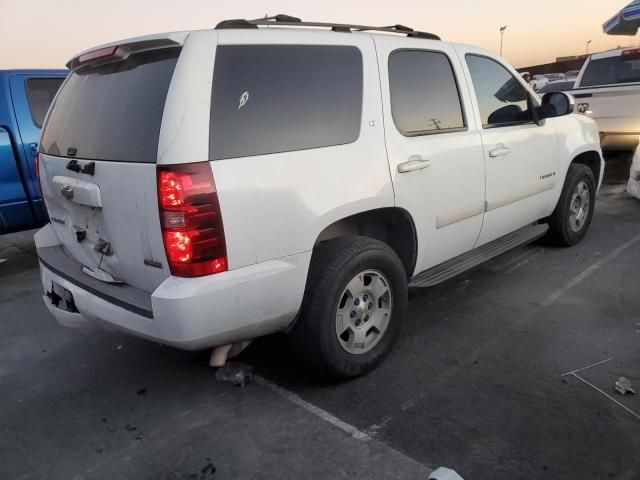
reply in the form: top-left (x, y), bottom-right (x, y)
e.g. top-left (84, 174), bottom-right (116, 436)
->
top-left (546, 164), bottom-right (596, 246)
top-left (290, 236), bottom-right (408, 379)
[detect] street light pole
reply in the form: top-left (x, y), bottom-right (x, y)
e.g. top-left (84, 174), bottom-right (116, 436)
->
top-left (500, 25), bottom-right (507, 56)
top-left (586, 40), bottom-right (592, 54)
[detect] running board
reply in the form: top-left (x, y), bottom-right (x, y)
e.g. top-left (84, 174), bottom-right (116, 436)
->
top-left (409, 223), bottom-right (549, 288)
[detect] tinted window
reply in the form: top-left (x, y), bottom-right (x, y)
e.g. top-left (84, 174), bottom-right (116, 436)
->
top-left (210, 45), bottom-right (362, 160)
top-left (580, 57), bottom-right (620, 86)
top-left (40, 48), bottom-right (180, 162)
top-left (618, 55), bottom-right (640, 83)
top-left (25, 78), bottom-right (65, 128)
top-left (538, 81), bottom-right (575, 93)
top-left (466, 55), bottom-right (532, 127)
top-left (389, 50), bottom-right (465, 135)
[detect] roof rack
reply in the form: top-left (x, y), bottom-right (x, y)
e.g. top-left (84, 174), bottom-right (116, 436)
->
top-left (215, 14), bottom-right (440, 41)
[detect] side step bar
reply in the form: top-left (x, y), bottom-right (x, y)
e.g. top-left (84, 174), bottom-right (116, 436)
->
top-left (409, 223), bottom-right (549, 288)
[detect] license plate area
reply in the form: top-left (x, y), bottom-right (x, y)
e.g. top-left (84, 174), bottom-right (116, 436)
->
top-left (46, 281), bottom-right (79, 313)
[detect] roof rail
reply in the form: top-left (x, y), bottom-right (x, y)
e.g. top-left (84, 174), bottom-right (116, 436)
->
top-left (215, 14), bottom-right (440, 40)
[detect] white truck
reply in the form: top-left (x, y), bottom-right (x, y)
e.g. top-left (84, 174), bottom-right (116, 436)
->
top-left (35, 15), bottom-right (603, 379)
top-left (572, 47), bottom-right (640, 151)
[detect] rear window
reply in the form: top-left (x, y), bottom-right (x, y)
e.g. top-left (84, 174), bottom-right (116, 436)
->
top-left (210, 45), bottom-right (363, 160)
top-left (580, 55), bottom-right (640, 87)
top-left (26, 78), bottom-right (65, 128)
top-left (40, 48), bottom-right (180, 162)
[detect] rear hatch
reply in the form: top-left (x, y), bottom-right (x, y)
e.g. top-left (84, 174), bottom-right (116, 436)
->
top-left (38, 44), bottom-right (182, 292)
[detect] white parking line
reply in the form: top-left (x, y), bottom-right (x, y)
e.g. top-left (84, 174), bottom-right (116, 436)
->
top-left (254, 375), bottom-right (372, 441)
top-left (541, 234), bottom-right (640, 307)
top-left (254, 375), bottom-right (440, 477)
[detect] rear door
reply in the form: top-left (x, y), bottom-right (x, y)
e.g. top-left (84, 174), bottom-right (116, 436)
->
top-left (38, 43), bottom-right (183, 292)
top-left (374, 37), bottom-right (486, 273)
top-left (9, 73), bottom-right (65, 223)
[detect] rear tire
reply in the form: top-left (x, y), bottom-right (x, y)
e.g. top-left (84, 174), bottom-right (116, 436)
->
top-left (290, 236), bottom-right (407, 379)
top-left (545, 164), bottom-right (596, 246)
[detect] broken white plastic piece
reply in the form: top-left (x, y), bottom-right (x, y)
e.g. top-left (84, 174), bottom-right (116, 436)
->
top-left (429, 467), bottom-right (465, 480)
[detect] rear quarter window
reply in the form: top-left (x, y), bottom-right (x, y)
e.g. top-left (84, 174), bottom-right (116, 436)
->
top-left (210, 45), bottom-right (363, 160)
top-left (25, 78), bottom-right (65, 128)
top-left (40, 47), bottom-right (180, 162)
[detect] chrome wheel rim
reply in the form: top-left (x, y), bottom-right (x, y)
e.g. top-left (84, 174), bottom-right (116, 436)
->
top-left (335, 270), bottom-right (392, 355)
top-left (569, 181), bottom-right (590, 233)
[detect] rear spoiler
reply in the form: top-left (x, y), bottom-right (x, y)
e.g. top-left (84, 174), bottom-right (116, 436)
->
top-left (66, 32), bottom-right (188, 70)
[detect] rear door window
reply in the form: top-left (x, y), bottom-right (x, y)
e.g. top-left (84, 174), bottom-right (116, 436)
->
top-left (580, 54), bottom-right (640, 86)
top-left (388, 50), bottom-right (465, 135)
top-left (40, 48), bottom-right (181, 162)
top-left (580, 57), bottom-right (620, 86)
top-left (25, 78), bottom-right (65, 128)
top-left (618, 55), bottom-right (640, 83)
top-left (210, 45), bottom-right (363, 160)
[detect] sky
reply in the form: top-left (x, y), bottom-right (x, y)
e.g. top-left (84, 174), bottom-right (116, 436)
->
top-left (0, 0), bottom-right (635, 69)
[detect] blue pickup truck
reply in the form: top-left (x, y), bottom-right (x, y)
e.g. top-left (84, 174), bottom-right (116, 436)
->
top-left (1, 69), bottom-right (67, 234)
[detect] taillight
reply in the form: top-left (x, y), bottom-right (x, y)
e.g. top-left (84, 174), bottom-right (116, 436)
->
top-left (622, 48), bottom-right (640, 56)
top-left (157, 162), bottom-right (227, 277)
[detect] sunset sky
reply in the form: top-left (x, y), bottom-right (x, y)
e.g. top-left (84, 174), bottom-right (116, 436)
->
top-left (0, 0), bottom-right (635, 69)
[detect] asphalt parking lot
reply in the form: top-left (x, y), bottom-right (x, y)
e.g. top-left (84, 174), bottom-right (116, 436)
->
top-left (1, 154), bottom-right (639, 480)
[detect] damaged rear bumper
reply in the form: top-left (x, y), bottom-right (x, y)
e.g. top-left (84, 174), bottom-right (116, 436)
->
top-left (36, 224), bottom-right (310, 350)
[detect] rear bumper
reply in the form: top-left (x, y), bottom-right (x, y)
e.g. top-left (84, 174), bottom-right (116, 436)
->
top-left (36, 225), bottom-right (310, 350)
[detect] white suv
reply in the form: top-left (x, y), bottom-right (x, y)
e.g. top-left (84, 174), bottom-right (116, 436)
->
top-left (36, 16), bottom-right (604, 378)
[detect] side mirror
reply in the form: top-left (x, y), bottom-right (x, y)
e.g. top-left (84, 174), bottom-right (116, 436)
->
top-left (539, 92), bottom-right (575, 119)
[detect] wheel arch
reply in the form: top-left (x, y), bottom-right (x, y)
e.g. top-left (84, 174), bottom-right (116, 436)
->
top-left (570, 150), bottom-right (603, 188)
top-left (314, 207), bottom-right (418, 277)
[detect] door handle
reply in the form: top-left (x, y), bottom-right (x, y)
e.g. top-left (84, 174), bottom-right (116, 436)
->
top-left (398, 158), bottom-right (431, 173)
top-left (489, 145), bottom-right (511, 158)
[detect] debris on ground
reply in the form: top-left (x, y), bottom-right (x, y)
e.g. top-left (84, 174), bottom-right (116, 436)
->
top-left (125, 424), bottom-right (137, 432)
top-left (215, 361), bottom-right (253, 387)
top-left (136, 387), bottom-right (147, 395)
top-left (200, 459), bottom-right (216, 477)
top-left (615, 377), bottom-right (636, 395)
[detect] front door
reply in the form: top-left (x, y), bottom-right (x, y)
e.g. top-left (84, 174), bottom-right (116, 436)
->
top-left (375, 37), bottom-right (486, 274)
top-left (459, 49), bottom-right (560, 245)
